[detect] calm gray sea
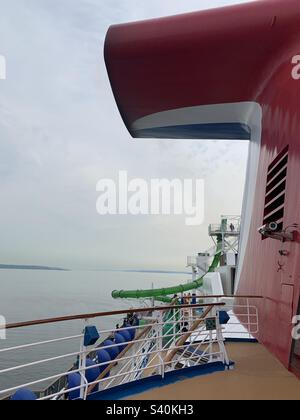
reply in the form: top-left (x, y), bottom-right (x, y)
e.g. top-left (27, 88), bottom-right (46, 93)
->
top-left (0, 269), bottom-right (186, 393)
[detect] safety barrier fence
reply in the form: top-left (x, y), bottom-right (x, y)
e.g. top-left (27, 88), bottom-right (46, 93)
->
top-left (0, 297), bottom-right (261, 400)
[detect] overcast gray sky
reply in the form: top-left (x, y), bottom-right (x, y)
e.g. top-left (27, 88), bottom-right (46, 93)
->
top-left (0, 0), bottom-right (252, 270)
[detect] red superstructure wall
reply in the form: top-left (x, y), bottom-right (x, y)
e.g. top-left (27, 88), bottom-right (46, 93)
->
top-left (238, 51), bottom-right (300, 370)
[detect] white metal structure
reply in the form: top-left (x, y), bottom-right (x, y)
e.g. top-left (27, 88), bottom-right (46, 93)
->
top-left (209, 215), bottom-right (241, 258)
top-left (187, 249), bottom-right (214, 279)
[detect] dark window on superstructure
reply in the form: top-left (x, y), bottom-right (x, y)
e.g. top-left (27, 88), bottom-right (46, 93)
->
top-left (263, 145), bottom-right (289, 234)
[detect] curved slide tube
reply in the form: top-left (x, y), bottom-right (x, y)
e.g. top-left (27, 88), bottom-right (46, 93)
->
top-left (111, 240), bottom-right (223, 301)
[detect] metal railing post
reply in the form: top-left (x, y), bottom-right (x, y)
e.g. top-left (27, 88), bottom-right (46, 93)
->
top-left (216, 310), bottom-right (230, 366)
top-left (173, 308), bottom-right (176, 346)
top-left (158, 311), bottom-right (164, 378)
top-left (247, 298), bottom-right (251, 338)
top-left (78, 319), bottom-right (88, 400)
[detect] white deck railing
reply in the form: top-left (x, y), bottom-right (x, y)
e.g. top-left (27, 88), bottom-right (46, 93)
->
top-left (0, 298), bottom-right (260, 400)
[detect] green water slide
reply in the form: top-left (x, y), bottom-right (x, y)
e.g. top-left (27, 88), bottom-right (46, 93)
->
top-left (111, 236), bottom-right (223, 302)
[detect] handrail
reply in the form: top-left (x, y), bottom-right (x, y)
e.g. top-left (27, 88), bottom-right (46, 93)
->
top-left (186, 295), bottom-right (264, 299)
top-left (3, 303), bottom-right (225, 330)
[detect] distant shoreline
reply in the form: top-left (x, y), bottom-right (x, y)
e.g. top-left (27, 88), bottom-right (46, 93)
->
top-left (93, 268), bottom-right (190, 275)
top-left (0, 264), bottom-right (69, 271)
top-left (0, 265), bottom-right (190, 275)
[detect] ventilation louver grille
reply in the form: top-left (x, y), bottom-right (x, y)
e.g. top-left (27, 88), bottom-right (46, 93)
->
top-left (263, 145), bottom-right (289, 233)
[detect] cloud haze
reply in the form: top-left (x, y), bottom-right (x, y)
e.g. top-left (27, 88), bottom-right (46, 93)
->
top-left (0, 0), bottom-right (251, 269)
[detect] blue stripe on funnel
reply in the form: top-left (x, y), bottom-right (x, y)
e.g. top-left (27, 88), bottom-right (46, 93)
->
top-left (133, 123), bottom-right (251, 140)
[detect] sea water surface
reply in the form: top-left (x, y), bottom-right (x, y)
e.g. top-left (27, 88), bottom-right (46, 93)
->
top-left (0, 269), bottom-right (187, 393)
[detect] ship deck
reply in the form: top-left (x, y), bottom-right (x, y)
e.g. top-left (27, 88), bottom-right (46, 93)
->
top-left (130, 342), bottom-right (300, 400)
